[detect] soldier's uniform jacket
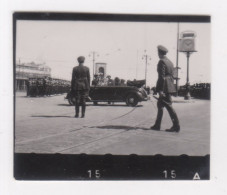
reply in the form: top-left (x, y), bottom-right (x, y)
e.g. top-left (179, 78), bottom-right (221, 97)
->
top-left (156, 56), bottom-right (176, 94)
top-left (71, 65), bottom-right (90, 91)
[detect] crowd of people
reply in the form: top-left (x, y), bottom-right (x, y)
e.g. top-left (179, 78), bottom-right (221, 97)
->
top-left (91, 73), bottom-right (127, 87)
top-left (26, 77), bottom-right (71, 97)
top-left (91, 73), bottom-right (149, 90)
top-left (26, 73), bottom-right (148, 98)
top-left (178, 83), bottom-right (211, 99)
top-left (190, 83), bottom-right (211, 99)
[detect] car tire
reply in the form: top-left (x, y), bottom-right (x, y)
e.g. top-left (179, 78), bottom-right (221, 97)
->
top-left (126, 94), bottom-right (138, 107)
top-left (68, 96), bottom-right (76, 105)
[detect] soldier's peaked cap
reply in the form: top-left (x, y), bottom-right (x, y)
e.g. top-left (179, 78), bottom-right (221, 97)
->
top-left (157, 45), bottom-right (168, 54)
top-left (77, 56), bottom-right (85, 63)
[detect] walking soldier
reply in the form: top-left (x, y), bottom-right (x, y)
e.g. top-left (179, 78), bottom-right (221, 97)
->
top-left (151, 45), bottom-right (180, 132)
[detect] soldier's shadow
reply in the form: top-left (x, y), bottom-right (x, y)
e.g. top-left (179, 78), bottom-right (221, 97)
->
top-left (57, 103), bottom-right (143, 107)
top-left (88, 104), bottom-right (143, 107)
top-left (31, 115), bottom-right (73, 118)
top-left (57, 104), bottom-right (72, 106)
top-left (91, 125), bottom-right (150, 131)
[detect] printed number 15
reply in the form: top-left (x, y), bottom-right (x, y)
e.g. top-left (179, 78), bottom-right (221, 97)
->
top-left (163, 170), bottom-right (176, 179)
top-left (87, 170), bottom-right (101, 178)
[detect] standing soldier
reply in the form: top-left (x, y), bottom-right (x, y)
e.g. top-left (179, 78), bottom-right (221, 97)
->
top-left (26, 80), bottom-right (30, 96)
top-left (46, 77), bottom-right (51, 96)
top-left (92, 74), bottom-right (98, 86)
top-left (71, 56), bottom-right (90, 118)
top-left (35, 79), bottom-right (39, 97)
top-left (151, 45), bottom-right (180, 132)
top-left (43, 78), bottom-right (47, 96)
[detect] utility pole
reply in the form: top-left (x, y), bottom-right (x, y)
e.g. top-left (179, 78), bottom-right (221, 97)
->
top-left (176, 22), bottom-right (180, 96)
top-left (142, 50), bottom-right (151, 88)
top-left (136, 50), bottom-right (138, 79)
top-left (89, 51), bottom-right (99, 80)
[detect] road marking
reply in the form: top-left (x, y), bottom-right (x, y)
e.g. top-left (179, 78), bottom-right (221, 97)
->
top-left (15, 106), bottom-right (139, 144)
top-left (54, 118), bottom-right (151, 153)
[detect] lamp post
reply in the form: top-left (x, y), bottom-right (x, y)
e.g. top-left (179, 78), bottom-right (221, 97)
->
top-left (182, 51), bottom-right (197, 100)
top-left (184, 51), bottom-right (191, 100)
top-left (178, 30), bottom-right (197, 100)
top-left (142, 50), bottom-right (151, 88)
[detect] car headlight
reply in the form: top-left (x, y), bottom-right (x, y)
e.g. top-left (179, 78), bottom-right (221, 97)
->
top-left (138, 88), bottom-right (147, 96)
top-left (137, 91), bottom-right (143, 97)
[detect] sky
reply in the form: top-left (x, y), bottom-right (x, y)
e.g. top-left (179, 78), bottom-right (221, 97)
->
top-left (16, 20), bottom-right (210, 87)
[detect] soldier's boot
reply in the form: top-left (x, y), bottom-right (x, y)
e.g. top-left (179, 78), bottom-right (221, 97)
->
top-left (81, 105), bottom-right (86, 118)
top-left (150, 107), bottom-right (163, 130)
top-left (165, 108), bottom-right (180, 132)
top-left (75, 103), bottom-right (79, 118)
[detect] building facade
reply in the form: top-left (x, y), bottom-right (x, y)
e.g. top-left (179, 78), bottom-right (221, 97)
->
top-left (15, 61), bottom-right (51, 91)
top-left (95, 63), bottom-right (107, 78)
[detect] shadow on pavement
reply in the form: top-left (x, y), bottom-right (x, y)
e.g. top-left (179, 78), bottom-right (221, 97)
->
top-left (91, 125), bottom-right (170, 132)
top-left (31, 115), bottom-right (73, 118)
top-left (57, 103), bottom-right (143, 107)
top-left (57, 104), bottom-right (72, 106)
top-left (91, 125), bottom-right (150, 131)
top-left (89, 104), bottom-right (143, 107)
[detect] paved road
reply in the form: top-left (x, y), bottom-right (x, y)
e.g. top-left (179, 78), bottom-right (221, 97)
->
top-left (15, 93), bottom-right (210, 155)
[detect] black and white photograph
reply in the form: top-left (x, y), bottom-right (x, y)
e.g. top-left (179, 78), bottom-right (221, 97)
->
top-left (13, 13), bottom-right (210, 180)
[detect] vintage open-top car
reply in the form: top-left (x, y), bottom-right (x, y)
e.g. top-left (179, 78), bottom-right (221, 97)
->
top-left (66, 85), bottom-right (148, 107)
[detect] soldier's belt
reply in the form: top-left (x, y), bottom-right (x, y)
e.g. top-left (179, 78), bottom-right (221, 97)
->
top-left (75, 78), bottom-right (87, 81)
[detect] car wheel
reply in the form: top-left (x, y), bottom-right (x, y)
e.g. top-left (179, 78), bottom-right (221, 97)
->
top-left (68, 96), bottom-right (76, 105)
top-left (126, 94), bottom-right (138, 107)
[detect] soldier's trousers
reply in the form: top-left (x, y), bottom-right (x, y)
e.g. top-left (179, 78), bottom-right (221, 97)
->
top-left (74, 90), bottom-right (89, 115)
top-left (154, 93), bottom-right (180, 127)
